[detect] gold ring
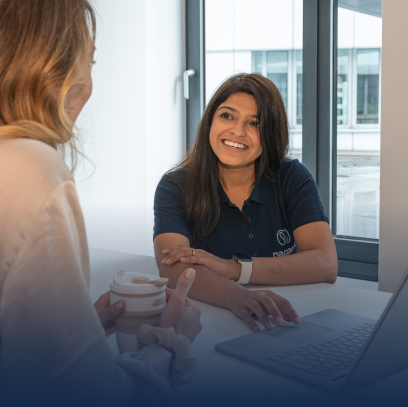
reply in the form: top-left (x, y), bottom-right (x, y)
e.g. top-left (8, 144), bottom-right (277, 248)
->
top-left (192, 250), bottom-right (196, 256)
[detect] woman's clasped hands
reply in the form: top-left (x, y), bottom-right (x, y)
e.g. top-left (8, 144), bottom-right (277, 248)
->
top-left (162, 245), bottom-right (240, 280)
top-left (162, 245), bottom-right (301, 332)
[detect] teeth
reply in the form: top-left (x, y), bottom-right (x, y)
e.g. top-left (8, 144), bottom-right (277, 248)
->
top-left (223, 140), bottom-right (246, 149)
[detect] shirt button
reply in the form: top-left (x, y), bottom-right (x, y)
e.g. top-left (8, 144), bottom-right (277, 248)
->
top-left (249, 233), bottom-right (254, 239)
top-left (247, 218), bottom-right (251, 222)
top-left (253, 252), bottom-right (258, 256)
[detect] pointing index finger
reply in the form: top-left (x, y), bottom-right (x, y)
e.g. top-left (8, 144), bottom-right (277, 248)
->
top-left (172, 268), bottom-right (196, 301)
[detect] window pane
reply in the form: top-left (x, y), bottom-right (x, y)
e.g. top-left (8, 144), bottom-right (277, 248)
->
top-left (266, 51), bottom-right (288, 109)
top-left (254, 51), bottom-right (263, 74)
top-left (296, 50), bottom-right (303, 125)
top-left (356, 49), bottom-right (380, 124)
top-left (205, 0), bottom-right (303, 160)
top-left (336, 6), bottom-right (382, 239)
top-left (337, 49), bottom-right (349, 125)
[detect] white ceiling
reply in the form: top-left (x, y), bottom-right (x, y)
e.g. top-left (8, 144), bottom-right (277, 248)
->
top-left (339, 0), bottom-right (382, 18)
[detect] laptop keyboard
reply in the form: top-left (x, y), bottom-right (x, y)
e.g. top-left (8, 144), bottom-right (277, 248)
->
top-left (267, 323), bottom-right (376, 377)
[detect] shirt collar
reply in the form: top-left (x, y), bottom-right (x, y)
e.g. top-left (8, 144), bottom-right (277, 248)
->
top-left (249, 176), bottom-right (267, 204)
top-left (218, 176), bottom-right (267, 205)
top-left (218, 182), bottom-right (230, 204)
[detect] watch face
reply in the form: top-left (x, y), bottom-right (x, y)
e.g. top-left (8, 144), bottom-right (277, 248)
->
top-left (233, 253), bottom-right (253, 262)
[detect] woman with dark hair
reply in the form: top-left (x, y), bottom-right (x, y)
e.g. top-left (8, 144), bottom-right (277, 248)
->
top-left (154, 73), bottom-right (337, 333)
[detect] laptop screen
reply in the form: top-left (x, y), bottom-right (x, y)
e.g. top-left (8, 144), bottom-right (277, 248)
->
top-left (344, 269), bottom-right (408, 393)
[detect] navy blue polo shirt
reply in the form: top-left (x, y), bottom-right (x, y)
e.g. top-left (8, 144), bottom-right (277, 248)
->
top-left (153, 159), bottom-right (328, 259)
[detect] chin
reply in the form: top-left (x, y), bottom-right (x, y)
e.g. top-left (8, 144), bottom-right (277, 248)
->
top-left (219, 160), bottom-right (249, 169)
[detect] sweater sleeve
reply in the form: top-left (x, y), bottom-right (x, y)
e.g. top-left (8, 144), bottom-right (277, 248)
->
top-left (0, 180), bottom-right (176, 404)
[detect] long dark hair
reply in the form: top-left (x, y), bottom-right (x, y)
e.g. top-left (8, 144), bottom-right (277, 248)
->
top-left (167, 73), bottom-right (289, 246)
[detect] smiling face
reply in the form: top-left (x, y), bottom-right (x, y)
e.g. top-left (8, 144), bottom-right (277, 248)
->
top-left (209, 92), bottom-right (262, 171)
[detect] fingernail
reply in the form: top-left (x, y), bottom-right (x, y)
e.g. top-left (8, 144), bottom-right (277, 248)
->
top-left (116, 301), bottom-right (123, 310)
top-left (166, 259), bottom-right (171, 264)
top-left (276, 316), bottom-right (283, 325)
top-left (181, 258), bottom-right (185, 261)
top-left (266, 322), bottom-right (273, 329)
top-left (186, 268), bottom-right (195, 279)
top-left (294, 317), bottom-right (300, 324)
top-left (162, 249), bottom-right (169, 253)
top-left (161, 259), bottom-right (166, 264)
top-left (253, 325), bottom-right (259, 332)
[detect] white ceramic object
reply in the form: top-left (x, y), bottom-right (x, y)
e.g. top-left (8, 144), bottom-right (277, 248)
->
top-left (110, 270), bottom-right (167, 353)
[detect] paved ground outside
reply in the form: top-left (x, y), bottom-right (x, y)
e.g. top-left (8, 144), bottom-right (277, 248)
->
top-left (290, 153), bottom-right (380, 240)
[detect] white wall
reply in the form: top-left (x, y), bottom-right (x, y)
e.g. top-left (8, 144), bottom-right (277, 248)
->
top-left (378, 0), bottom-right (408, 293)
top-left (75, 0), bottom-right (185, 257)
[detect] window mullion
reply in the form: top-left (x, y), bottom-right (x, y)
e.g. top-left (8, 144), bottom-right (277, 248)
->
top-left (262, 51), bottom-right (267, 78)
top-left (352, 48), bottom-right (357, 128)
top-left (186, 0), bottom-right (206, 151)
top-left (302, 0), bottom-right (336, 229)
top-left (287, 49), bottom-right (294, 129)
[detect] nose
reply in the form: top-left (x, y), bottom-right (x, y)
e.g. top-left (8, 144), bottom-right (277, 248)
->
top-left (230, 120), bottom-right (246, 137)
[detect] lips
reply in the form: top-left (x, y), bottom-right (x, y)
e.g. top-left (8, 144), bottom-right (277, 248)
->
top-left (222, 139), bottom-right (248, 150)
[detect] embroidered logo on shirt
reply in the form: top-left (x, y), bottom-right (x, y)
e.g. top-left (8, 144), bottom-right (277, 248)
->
top-left (277, 229), bottom-right (291, 246)
top-left (273, 243), bottom-right (297, 257)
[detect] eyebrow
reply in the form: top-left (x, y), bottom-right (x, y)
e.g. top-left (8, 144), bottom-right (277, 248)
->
top-left (218, 106), bottom-right (258, 119)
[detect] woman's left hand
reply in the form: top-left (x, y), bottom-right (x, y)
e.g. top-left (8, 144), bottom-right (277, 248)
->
top-left (161, 245), bottom-right (240, 280)
top-left (94, 292), bottom-right (125, 337)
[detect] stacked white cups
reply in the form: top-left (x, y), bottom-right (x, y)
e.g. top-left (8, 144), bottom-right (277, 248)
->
top-left (110, 270), bottom-right (167, 353)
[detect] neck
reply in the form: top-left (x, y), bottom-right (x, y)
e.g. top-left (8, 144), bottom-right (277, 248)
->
top-left (219, 162), bottom-right (256, 192)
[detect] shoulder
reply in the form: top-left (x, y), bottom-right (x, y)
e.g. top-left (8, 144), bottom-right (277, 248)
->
top-left (0, 138), bottom-right (73, 188)
top-left (277, 159), bottom-right (314, 184)
top-left (277, 159), bottom-right (314, 181)
top-left (0, 139), bottom-right (80, 278)
top-left (0, 138), bottom-right (74, 223)
top-left (162, 168), bottom-right (185, 185)
top-left (156, 168), bottom-right (185, 197)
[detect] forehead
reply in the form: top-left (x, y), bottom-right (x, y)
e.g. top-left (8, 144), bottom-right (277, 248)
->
top-left (219, 92), bottom-right (258, 113)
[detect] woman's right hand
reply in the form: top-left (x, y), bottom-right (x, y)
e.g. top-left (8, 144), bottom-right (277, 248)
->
top-left (230, 288), bottom-right (301, 332)
top-left (158, 268), bottom-right (202, 342)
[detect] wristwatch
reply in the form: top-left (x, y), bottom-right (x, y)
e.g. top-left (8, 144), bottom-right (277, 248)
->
top-left (232, 253), bottom-right (253, 285)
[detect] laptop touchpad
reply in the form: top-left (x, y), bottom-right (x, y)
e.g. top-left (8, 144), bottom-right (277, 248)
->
top-left (261, 322), bottom-right (335, 344)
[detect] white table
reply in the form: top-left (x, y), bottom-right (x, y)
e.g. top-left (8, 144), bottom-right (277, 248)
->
top-left (89, 248), bottom-right (405, 406)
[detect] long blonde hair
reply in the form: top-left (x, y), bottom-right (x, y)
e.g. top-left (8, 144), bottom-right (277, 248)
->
top-left (0, 0), bottom-right (96, 170)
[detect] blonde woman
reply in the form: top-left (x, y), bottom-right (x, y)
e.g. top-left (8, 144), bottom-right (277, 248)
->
top-left (0, 0), bottom-right (201, 405)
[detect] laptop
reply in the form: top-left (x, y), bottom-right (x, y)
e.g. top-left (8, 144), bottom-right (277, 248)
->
top-left (215, 270), bottom-right (408, 396)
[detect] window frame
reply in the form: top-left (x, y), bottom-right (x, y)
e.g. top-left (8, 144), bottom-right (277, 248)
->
top-left (185, 0), bottom-right (206, 151)
top-left (302, 0), bottom-right (379, 281)
top-left (186, 0), bottom-right (379, 281)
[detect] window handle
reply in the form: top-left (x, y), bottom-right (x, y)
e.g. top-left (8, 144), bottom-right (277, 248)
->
top-left (183, 69), bottom-right (196, 99)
